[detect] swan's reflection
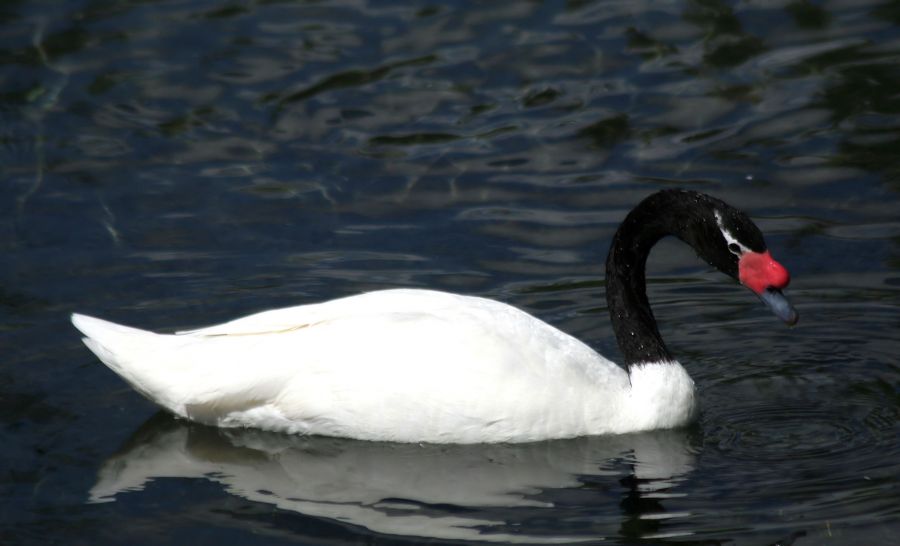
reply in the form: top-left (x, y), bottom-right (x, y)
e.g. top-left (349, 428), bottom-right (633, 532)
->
top-left (92, 414), bottom-right (697, 543)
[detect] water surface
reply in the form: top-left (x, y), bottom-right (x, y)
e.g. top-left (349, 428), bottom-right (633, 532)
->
top-left (2, 1), bottom-right (899, 544)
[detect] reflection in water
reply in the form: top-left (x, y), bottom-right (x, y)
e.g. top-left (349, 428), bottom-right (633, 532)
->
top-left (91, 414), bottom-right (697, 543)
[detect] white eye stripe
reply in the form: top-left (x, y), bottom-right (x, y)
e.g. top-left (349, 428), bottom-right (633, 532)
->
top-left (714, 210), bottom-right (751, 255)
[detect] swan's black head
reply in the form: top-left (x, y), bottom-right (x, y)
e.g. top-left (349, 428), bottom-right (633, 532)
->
top-left (606, 189), bottom-right (798, 366)
top-left (670, 191), bottom-right (798, 325)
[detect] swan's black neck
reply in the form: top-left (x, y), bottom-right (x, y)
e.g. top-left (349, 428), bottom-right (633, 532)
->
top-left (605, 190), bottom-right (738, 368)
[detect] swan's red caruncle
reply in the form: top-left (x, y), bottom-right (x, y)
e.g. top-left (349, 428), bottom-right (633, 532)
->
top-left (739, 251), bottom-right (790, 294)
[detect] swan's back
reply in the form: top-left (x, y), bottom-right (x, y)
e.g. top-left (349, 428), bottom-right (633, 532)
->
top-left (74, 289), bottom-right (633, 443)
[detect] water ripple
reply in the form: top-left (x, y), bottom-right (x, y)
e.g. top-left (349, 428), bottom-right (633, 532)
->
top-left (706, 402), bottom-right (876, 464)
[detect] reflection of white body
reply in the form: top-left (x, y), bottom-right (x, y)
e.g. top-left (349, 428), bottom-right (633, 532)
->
top-left (92, 417), bottom-right (695, 542)
top-left (72, 289), bottom-right (696, 443)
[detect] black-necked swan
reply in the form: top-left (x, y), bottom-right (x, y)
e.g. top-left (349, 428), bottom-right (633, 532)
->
top-left (72, 189), bottom-right (797, 444)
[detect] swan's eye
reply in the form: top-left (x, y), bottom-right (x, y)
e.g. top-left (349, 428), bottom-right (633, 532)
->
top-left (728, 243), bottom-right (742, 255)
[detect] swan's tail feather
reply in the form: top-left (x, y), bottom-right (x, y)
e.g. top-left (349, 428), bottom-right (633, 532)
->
top-left (72, 313), bottom-right (157, 371)
top-left (71, 313), bottom-right (183, 415)
top-left (72, 313), bottom-right (151, 339)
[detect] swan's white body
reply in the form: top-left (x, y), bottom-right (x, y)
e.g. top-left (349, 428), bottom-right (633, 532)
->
top-left (72, 288), bottom-right (696, 443)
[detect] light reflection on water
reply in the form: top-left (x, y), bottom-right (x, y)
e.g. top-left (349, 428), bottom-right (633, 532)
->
top-left (2, 0), bottom-right (899, 544)
top-left (91, 415), bottom-right (695, 544)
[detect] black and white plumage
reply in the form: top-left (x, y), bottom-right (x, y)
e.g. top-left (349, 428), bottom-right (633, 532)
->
top-left (72, 189), bottom-right (796, 443)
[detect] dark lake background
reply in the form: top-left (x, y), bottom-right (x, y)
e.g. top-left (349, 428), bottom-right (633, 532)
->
top-left (3, 1), bottom-right (899, 544)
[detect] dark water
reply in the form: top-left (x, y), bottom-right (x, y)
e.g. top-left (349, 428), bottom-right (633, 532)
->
top-left (3, 1), bottom-right (899, 544)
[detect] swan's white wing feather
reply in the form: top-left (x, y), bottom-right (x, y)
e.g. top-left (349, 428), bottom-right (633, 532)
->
top-left (174, 289), bottom-right (466, 336)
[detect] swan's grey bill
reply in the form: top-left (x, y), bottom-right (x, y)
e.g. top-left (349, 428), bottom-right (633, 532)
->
top-left (759, 288), bottom-right (798, 326)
